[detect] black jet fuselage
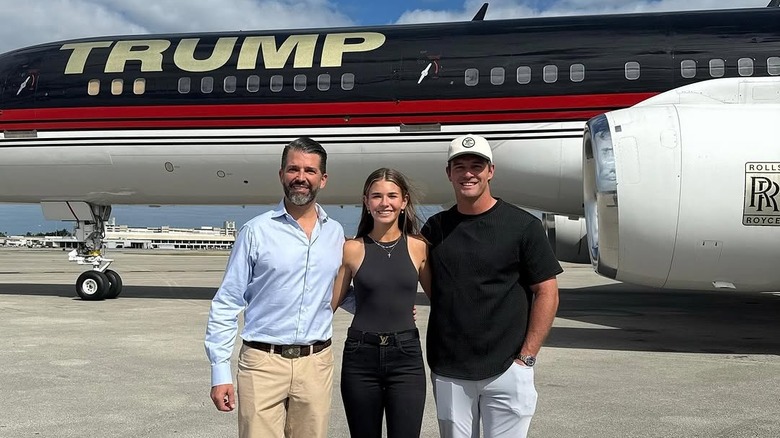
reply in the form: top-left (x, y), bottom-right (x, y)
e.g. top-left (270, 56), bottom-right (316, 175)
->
top-left (0, 7), bottom-right (779, 213)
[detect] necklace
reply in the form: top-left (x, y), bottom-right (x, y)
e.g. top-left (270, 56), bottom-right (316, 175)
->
top-left (366, 235), bottom-right (401, 258)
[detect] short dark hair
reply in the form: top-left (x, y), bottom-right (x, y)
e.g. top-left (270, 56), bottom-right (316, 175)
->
top-left (281, 137), bottom-right (328, 173)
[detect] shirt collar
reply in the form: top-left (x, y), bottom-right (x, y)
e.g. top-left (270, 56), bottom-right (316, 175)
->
top-left (271, 199), bottom-right (329, 223)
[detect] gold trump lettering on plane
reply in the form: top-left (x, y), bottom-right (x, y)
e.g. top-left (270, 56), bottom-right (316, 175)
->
top-left (743, 162), bottom-right (780, 226)
top-left (59, 32), bottom-right (386, 74)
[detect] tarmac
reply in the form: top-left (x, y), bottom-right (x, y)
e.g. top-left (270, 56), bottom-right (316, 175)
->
top-left (0, 247), bottom-right (778, 438)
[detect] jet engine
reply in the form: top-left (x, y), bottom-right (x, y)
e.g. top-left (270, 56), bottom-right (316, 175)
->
top-left (583, 81), bottom-right (780, 291)
top-left (542, 213), bottom-right (590, 264)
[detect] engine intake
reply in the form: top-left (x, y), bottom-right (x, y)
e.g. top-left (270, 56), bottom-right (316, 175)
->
top-left (583, 99), bottom-right (780, 291)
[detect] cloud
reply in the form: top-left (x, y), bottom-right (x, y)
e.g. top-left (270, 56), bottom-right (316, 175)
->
top-left (396, 0), bottom-right (769, 24)
top-left (0, 0), bottom-right (354, 53)
top-left (0, 0), bottom-right (772, 54)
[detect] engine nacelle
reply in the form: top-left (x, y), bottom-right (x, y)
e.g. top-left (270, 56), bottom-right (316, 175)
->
top-left (583, 97), bottom-right (780, 291)
top-left (542, 213), bottom-right (590, 264)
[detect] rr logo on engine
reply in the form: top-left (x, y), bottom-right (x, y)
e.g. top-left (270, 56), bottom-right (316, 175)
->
top-left (743, 162), bottom-right (780, 226)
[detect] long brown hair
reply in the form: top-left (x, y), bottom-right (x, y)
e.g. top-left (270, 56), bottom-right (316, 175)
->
top-left (355, 168), bottom-right (422, 238)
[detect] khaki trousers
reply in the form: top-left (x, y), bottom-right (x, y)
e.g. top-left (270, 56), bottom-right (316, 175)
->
top-left (237, 343), bottom-right (334, 438)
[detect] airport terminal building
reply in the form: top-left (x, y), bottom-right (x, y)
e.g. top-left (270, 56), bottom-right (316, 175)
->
top-left (3, 220), bottom-right (237, 250)
top-left (101, 221), bottom-right (237, 250)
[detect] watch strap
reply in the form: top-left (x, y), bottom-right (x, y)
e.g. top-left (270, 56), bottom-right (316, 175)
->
top-left (518, 354), bottom-right (536, 366)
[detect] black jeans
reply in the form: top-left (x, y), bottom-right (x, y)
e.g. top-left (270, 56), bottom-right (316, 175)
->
top-left (340, 329), bottom-right (426, 438)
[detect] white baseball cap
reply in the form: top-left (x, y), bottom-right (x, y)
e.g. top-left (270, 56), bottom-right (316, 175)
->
top-left (447, 134), bottom-right (493, 162)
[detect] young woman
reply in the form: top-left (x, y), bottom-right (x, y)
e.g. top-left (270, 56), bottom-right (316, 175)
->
top-left (332, 168), bottom-right (431, 438)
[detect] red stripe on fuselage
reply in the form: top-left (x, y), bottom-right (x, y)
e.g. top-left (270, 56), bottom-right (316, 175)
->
top-left (0, 93), bottom-right (656, 130)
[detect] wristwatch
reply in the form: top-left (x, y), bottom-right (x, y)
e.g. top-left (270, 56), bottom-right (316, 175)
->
top-left (518, 354), bottom-right (536, 367)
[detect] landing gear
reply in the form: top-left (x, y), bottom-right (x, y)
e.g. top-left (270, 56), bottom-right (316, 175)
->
top-left (103, 269), bottom-right (123, 299)
top-left (76, 270), bottom-right (109, 300)
top-left (41, 201), bottom-right (124, 301)
top-left (75, 269), bottom-right (121, 300)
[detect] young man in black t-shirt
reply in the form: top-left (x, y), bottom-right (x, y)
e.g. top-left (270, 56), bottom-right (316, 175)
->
top-left (421, 134), bottom-right (563, 438)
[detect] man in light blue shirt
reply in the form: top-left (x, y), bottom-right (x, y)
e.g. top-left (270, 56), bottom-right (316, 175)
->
top-left (205, 137), bottom-right (344, 438)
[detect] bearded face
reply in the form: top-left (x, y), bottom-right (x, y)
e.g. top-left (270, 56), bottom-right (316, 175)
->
top-left (279, 150), bottom-right (327, 208)
top-left (284, 178), bottom-right (319, 206)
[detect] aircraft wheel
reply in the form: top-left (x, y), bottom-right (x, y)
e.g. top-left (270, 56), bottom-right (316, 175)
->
top-left (76, 271), bottom-right (109, 300)
top-left (103, 269), bottom-right (123, 299)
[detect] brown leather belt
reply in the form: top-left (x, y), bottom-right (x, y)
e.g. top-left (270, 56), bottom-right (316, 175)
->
top-left (243, 339), bottom-right (332, 359)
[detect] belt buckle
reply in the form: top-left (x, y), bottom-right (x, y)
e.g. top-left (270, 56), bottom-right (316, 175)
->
top-left (379, 335), bottom-right (390, 346)
top-left (281, 346), bottom-right (301, 359)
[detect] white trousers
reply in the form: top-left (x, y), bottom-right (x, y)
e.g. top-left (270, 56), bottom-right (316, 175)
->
top-left (432, 362), bottom-right (537, 438)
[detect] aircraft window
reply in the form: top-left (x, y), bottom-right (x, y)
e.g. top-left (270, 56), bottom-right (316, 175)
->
top-left (317, 74), bottom-right (331, 91)
top-left (133, 78), bottom-right (146, 95)
top-left (178, 77), bottom-right (191, 94)
top-left (490, 67), bottom-right (505, 85)
top-left (465, 68), bottom-right (479, 86)
top-left (341, 73), bottom-right (355, 90)
top-left (543, 65), bottom-right (558, 83)
top-left (625, 62), bottom-right (640, 80)
top-left (681, 60), bottom-right (696, 79)
top-left (516, 66), bottom-right (531, 84)
top-left (709, 59), bottom-right (725, 78)
top-left (201, 77), bottom-right (214, 94)
top-left (769, 57), bottom-right (780, 76)
top-left (294, 74), bottom-right (307, 91)
top-left (570, 64), bottom-right (585, 82)
top-left (270, 75), bottom-right (284, 92)
top-left (111, 79), bottom-right (123, 95)
top-left (247, 75), bottom-right (260, 92)
top-left (224, 76), bottom-right (237, 93)
top-left (88, 79), bottom-right (100, 96)
top-left (738, 58), bottom-right (754, 76)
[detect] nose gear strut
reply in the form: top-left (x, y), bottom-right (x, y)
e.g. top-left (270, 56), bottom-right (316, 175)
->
top-left (42, 201), bottom-right (123, 300)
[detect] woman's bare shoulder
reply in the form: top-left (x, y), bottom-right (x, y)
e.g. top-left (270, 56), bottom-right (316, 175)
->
top-left (407, 234), bottom-right (428, 247)
top-left (343, 237), bottom-right (365, 256)
top-left (345, 237), bottom-right (363, 246)
top-left (406, 235), bottom-right (428, 254)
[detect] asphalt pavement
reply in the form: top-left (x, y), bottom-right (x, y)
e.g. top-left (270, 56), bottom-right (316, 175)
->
top-left (0, 248), bottom-right (778, 437)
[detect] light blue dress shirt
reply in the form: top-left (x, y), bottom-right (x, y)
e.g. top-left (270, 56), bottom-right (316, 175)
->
top-left (205, 200), bottom-right (344, 386)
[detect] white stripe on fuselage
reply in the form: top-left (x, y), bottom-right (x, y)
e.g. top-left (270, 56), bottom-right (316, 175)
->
top-left (0, 121), bottom-right (586, 214)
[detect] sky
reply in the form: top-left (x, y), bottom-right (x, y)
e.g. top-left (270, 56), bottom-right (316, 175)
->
top-left (0, 0), bottom-right (768, 53)
top-left (0, 0), bottom-right (771, 235)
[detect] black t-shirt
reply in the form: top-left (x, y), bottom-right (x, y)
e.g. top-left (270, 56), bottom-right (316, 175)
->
top-left (421, 199), bottom-right (563, 380)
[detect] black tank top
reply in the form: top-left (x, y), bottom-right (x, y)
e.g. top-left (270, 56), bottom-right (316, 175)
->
top-left (351, 236), bottom-right (419, 333)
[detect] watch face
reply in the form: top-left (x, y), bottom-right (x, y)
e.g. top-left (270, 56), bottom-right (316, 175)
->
top-left (521, 355), bottom-right (536, 366)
